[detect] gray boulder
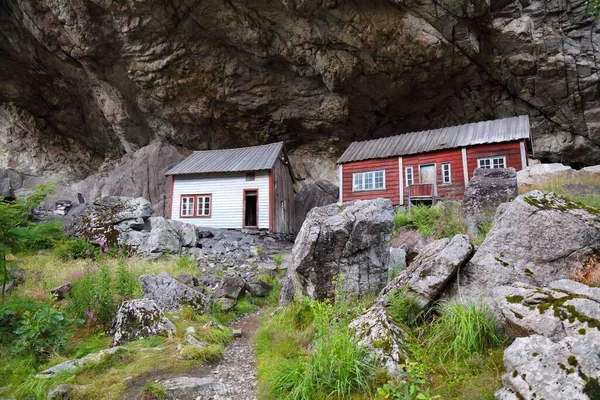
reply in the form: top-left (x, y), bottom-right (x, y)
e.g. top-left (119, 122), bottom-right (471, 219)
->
top-left (493, 280), bottom-right (600, 342)
top-left (283, 198), bottom-right (394, 302)
top-left (495, 334), bottom-right (600, 400)
top-left (388, 247), bottom-right (407, 280)
top-left (169, 220), bottom-right (198, 248)
top-left (138, 217), bottom-right (181, 255)
top-left (382, 235), bottom-right (473, 310)
top-left (0, 178), bottom-right (16, 201)
top-left (161, 377), bottom-right (236, 399)
top-left (214, 276), bottom-right (246, 300)
top-left (391, 227), bottom-right (433, 264)
top-left (139, 273), bottom-right (206, 311)
top-left (108, 299), bottom-right (176, 346)
top-left (245, 277), bottom-right (273, 297)
top-left (293, 179), bottom-right (339, 232)
top-left (35, 347), bottom-right (124, 378)
top-left (461, 168), bottom-right (518, 217)
top-left (348, 305), bottom-right (410, 375)
top-left (447, 191), bottom-right (600, 308)
top-left (516, 163), bottom-right (575, 186)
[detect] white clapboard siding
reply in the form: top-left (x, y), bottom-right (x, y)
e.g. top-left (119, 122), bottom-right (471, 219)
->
top-left (171, 172), bottom-right (270, 229)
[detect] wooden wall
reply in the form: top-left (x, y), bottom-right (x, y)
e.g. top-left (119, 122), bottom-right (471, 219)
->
top-left (341, 158), bottom-right (400, 204)
top-left (466, 141), bottom-right (523, 180)
top-left (272, 151), bottom-right (295, 234)
top-left (402, 148), bottom-right (465, 203)
top-left (340, 140), bottom-right (526, 206)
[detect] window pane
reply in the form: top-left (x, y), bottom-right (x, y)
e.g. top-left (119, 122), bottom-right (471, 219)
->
top-left (354, 174), bottom-right (362, 190)
top-left (204, 197), bottom-right (210, 215)
top-left (374, 171), bottom-right (384, 189)
top-left (364, 172), bottom-right (373, 189)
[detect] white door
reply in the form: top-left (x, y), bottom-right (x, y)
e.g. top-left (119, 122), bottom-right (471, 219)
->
top-left (419, 164), bottom-right (436, 184)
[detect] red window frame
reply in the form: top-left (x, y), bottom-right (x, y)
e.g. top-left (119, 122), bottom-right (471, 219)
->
top-left (180, 194), bottom-right (212, 218)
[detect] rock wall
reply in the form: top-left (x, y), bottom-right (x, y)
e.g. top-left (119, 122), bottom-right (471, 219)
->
top-left (1, 0), bottom-right (600, 187)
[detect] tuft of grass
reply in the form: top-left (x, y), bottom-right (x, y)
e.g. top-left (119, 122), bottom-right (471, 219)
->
top-left (274, 254), bottom-right (283, 266)
top-left (426, 301), bottom-right (504, 361)
top-left (386, 287), bottom-right (422, 326)
top-left (140, 383), bottom-right (167, 400)
top-left (179, 343), bottom-right (223, 361)
top-left (521, 173), bottom-right (600, 210)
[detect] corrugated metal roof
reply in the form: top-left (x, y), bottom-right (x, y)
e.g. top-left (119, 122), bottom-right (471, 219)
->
top-left (338, 115), bottom-right (531, 164)
top-left (166, 142), bottom-right (284, 175)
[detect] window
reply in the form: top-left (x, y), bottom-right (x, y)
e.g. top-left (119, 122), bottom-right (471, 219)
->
top-left (442, 163), bottom-right (451, 184)
top-left (405, 167), bottom-right (414, 186)
top-left (478, 156), bottom-right (506, 169)
top-left (197, 196), bottom-right (211, 216)
top-left (181, 196), bottom-right (194, 216)
top-left (180, 194), bottom-right (212, 217)
top-left (352, 170), bottom-right (385, 191)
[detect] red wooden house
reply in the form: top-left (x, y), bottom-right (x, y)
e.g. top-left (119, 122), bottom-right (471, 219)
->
top-left (337, 116), bottom-right (532, 205)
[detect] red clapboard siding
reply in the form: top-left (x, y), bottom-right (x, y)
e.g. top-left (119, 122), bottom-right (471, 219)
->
top-left (466, 141), bottom-right (522, 180)
top-left (402, 148), bottom-right (465, 203)
top-left (342, 158), bottom-right (400, 204)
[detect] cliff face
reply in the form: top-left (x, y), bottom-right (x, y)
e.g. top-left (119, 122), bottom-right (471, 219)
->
top-left (1, 0), bottom-right (599, 188)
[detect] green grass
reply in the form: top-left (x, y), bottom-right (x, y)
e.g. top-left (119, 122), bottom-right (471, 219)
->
top-left (394, 212), bottom-right (414, 230)
top-left (521, 173), bottom-right (600, 210)
top-left (386, 287), bottom-right (422, 326)
top-left (426, 301), bottom-right (504, 361)
top-left (179, 343), bottom-right (223, 361)
top-left (394, 202), bottom-right (469, 240)
top-left (140, 383), bottom-right (167, 400)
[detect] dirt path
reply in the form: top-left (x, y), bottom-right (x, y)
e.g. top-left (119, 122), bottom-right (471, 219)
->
top-left (201, 311), bottom-right (261, 400)
top-left (124, 311), bottom-right (262, 400)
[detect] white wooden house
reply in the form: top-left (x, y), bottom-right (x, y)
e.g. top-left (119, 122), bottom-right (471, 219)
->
top-left (166, 142), bottom-right (295, 233)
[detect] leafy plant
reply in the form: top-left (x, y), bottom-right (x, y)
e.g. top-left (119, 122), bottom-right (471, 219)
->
top-left (394, 212), bottom-right (414, 230)
top-left (114, 260), bottom-right (140, 297)
top-left (376, 362), bottom-right (439, 400)
top-left (54, 237), bottom-right (99, 261)
top-left (386, 287), bottom-right (422, 326)
top-left (412, 204), bottom-right (442, 236)
top-left (12, 303), bottom-right (69, 361)
top-left (427, 301), bottom-right (503, 360)
top-left (68, 262), bottom-right (116, 328)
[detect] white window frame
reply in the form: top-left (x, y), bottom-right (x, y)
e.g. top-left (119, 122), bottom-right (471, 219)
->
top-left (196, 195), bottom-right (211, 216)
top-left (477, 156), bottom-right (506, 169)
top-left (352, 170), bottom-right (386, 192)
top-left (181, 196), bottom-right (195, 217)
top-left (442, 163), bottom-right (451, 184)
top-left (405, 166), bottom-right (414, 186)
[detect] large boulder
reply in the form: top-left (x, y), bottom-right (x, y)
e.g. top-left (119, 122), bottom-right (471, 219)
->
top-left (461, 168), bottom-right (518, 217)
top-left (214, 276), bottom-right (246, 300)
top-left (446, 191), bottom-right (600, 308)
top-left (496, 334), bottom-right (600, 400)
top-left (109, 299), bottom-right (176, 346)
top-left (391, 227), bottom-right (433, 264)
top-left (35, 347), bottom-right (125, 378)
top-left (348, 305), bottom-right (411, 375)
top-left (382, 235), bottom-right (473, 310)
top-left (139, 273), bottom-right (206, 311)
top-left (517, 163), bottom-right (575, 186)
top-left (137, 217), bottom-right (181, 255)
top-left (293, 179), bottom-right (339, 233)
top-left (493, 280), bottom-right (600, 342)
top-left (169, 220), bottom-right (198, 248)
top-left (282, 198), bottom-right (394, 303)
top-left (64, 196), bottom-right (152, 245)
top-left (494, 280), bottom-right (600, 399)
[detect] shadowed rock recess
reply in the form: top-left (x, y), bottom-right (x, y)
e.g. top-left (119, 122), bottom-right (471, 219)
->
top-left (1, 0), bottom-right (600, 190)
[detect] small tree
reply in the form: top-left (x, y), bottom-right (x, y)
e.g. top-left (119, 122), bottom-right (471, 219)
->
top-left (0, 184), bottom-right (55, 303)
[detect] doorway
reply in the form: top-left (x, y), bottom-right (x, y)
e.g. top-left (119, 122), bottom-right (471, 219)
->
top-left (243, 189), bottom-right (258, 228)
top-left (419, 164), bottom-right (436, 184)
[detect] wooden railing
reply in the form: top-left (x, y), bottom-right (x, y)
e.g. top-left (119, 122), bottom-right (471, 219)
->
top-left (408, 184), bottom-right (435, 198)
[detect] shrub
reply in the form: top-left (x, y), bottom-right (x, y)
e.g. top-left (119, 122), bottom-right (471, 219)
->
top-left (16, 221), bottom-right (64, 251)
top-left (427, 301), bottom-right (503, 360)
top-left (140, 383), bottom-right (167, 400)
top-left (376, 362), bottom-right (438, 400)
top-left (68, 262), bottom-right (115, 328)
top-left (54, 237), bottom-right (99, 261)
top-left (12, 303), bottom-right (69, 361)
top-left (394, 212), bottom-right (414, 230)
top-left (114, 260), bottom-right (140, 297)
top-left (411, 204), bottom-right (441, 236)
top-left (0, 296), bottom-right (39, 346)
top-left (386, 287), bottom-right (422, 326)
